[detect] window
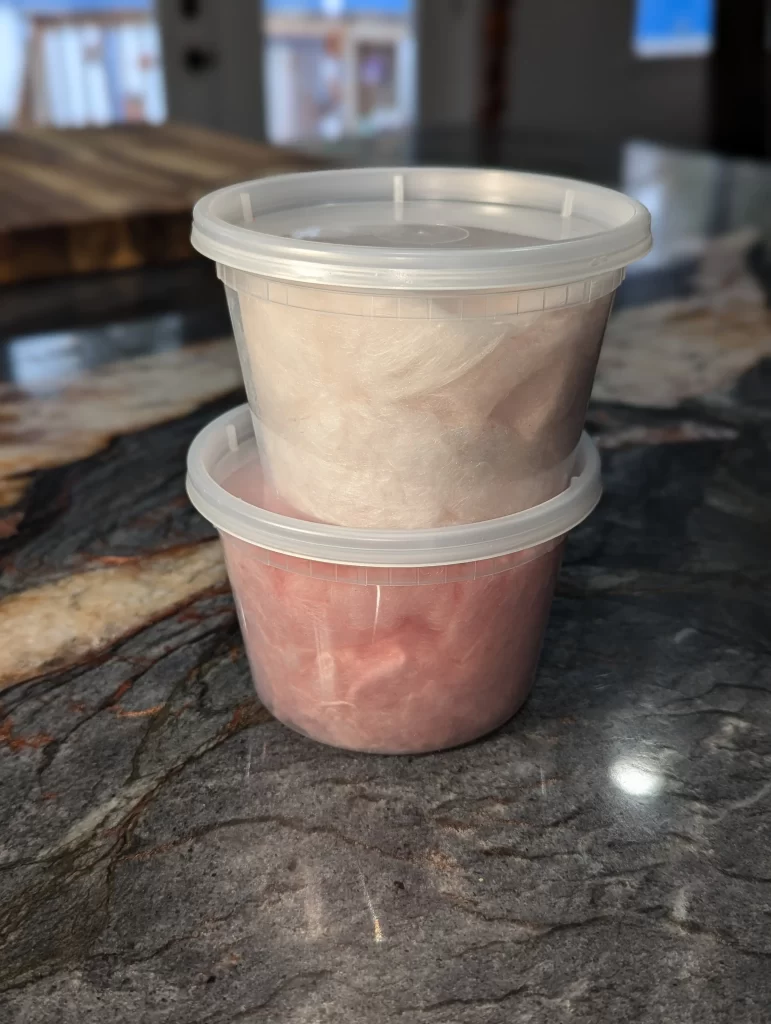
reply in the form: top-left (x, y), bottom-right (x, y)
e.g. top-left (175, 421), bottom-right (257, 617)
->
top-left (0, 0), bottom-right (166, 129)
top-left (633, 0), bottom-right (715, 58)
top-left (263, 0), bottom-right (415, 144)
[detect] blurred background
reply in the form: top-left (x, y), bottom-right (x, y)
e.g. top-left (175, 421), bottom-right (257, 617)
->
top-left (0, 0), bottom-right (766, 154)
top-left (0, 0), bottom-right (418, 140)
top-left (0, 0), bottom-right (769, 303)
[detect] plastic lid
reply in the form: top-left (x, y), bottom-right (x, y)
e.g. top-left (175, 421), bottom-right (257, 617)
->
top-left (186, 405), bottom-right (602, 568)
top-left (191, 167), bottom-right (651, 291)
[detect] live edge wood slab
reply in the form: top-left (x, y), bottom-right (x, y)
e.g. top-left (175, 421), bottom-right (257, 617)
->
top-left (0, 122), bottom-right (321, 285)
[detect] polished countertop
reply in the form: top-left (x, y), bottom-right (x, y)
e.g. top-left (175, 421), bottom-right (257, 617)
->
top-left (1, 136), bottom-right (771, 1023)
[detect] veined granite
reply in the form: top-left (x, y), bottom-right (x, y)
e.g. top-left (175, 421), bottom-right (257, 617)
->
top-left (0, 206), bottom-right (770, 1020)
top-left (0, 339), bottom-right (240, 510)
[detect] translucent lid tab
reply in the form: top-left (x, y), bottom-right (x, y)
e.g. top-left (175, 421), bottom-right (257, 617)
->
top-left (192, 167), bottom-right (652, 291)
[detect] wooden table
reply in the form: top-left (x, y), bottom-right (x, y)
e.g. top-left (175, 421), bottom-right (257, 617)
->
top-left (0, 122), bottom-right (320, 285)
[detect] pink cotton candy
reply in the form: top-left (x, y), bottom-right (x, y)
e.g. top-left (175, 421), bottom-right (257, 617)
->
top-left (222, 536), bottom-right (562, 753)
top-left (220, 464), bottom-right (563, 753)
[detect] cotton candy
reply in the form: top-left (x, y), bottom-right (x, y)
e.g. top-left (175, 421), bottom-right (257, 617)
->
top-left (230, 284), bottom-right (612, 528)
top-left (221, 528), bottom-right (563, 754)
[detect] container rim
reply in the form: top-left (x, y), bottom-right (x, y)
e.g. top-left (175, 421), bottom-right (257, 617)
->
top-left (186, 405), bottom-right (602, 567)
top-left (191, 166), bottom-right (652, 291)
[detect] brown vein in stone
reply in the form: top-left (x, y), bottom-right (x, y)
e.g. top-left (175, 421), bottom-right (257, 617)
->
top-left (596, 422), bottom-right (739, 450)
top-left (0, 716), bottom-right (53, 751)
top-left (112, 705), bottom-right (164, 719)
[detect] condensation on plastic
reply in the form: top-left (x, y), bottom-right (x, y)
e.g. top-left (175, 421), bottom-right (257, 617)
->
top-left (185, 404), bottom-right (602, 574)
top-left (191, 166), bottom-right (652, 292)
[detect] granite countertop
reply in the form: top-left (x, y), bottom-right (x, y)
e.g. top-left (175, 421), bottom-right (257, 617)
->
top-left (1, 145), bottom-right (771, 1023)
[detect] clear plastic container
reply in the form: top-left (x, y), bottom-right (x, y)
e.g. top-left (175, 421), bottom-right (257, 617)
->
top-left (192, 167), bottom-right (649, 530)
top-left (186, 405), bottom-right (602, 754)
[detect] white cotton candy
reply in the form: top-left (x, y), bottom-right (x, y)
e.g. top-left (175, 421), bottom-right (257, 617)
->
top-left (230, 285), bottom-right (612, 528)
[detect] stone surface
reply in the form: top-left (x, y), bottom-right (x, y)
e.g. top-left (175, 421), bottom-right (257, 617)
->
top-left (0, 339), bottom-right (239, 508)
top-left (595, 230), bottom-right (771, 408)
top-left (1, 151), bottom-right (771, 1020)
top-left (0, 540), bottom-right (227, 690)
top-left (0, 363), bottom-right (769, 1023)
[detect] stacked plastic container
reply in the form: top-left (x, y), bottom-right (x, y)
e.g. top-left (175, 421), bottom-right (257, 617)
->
top-left (187, 167), bottom-right (651, 753)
